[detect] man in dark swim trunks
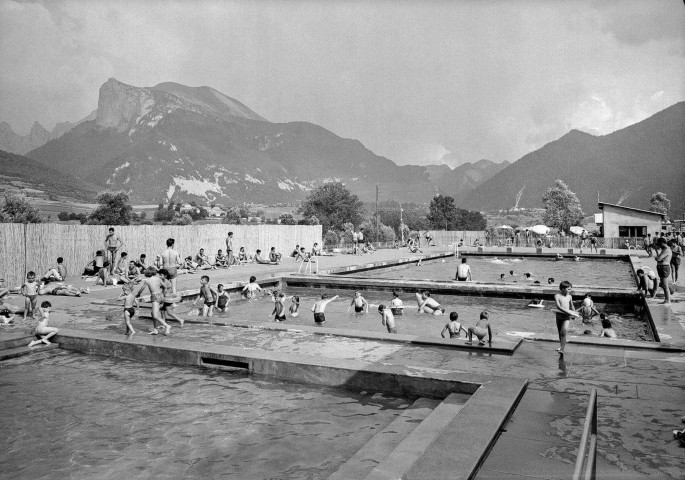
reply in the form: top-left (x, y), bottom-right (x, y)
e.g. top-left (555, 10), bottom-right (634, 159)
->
top-left (455, 257), bottom-right (472, 281)
top-left (104, 228), bottom-right (124, 274)
top-left (655, 238), bottom-right (672, 306)
top-left (161, 238), bottom-right (181, 293)
top-left (311, 294), bottom-right (339, 324)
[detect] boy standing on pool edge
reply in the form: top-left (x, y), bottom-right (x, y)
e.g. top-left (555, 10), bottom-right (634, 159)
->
top-left (554, 280), bottom-right (579, 355)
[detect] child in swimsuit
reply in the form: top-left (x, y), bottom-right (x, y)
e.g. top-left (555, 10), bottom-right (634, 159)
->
top-left (289, 296), bottom-right (300, 317)
top-left (466, 311), bottom-right (492, 346)
top-left (389, 291), bottom-right (404, 316)
top-left (241, 276), bottom-right (262, 299)
top-left (311, 294), bottom-right (339, 324)
top-left (578, 294), bottom-right (600, 323)
top-left (158, 269), bottom-right (184, 327)
top-left (271, 292), bottom-right (287, 322)
top-left (21, 271), bottom-right (39, 320)
top-left (348, 291), bottom-right (368, 314)
top-left (378, 304), bottom-right (397, 334)
top-left (28, 301), bottom-right (57, 347)
top-left (599, 318), bottom-right (617, 338)
top-left (441, 312), bottom-right (467, 338)
top-left (118, 284), bottom-right (138, 335)
top-left (216, 284), bottom-right (230, 312)
top-left (554, 280), bottom-right (579, 355)
top-left (193, 275), bottom-right (217, 319)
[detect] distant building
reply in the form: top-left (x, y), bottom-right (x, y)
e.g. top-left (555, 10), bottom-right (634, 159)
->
top-left (179, 204), bottom-right (195, 213)
top-left (596, 202), bottom-right (667, 237)
top-left (207, 207), bottom-right (225, 217)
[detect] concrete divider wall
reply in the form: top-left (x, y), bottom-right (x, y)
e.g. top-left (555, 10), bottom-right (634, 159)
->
top-left (0, 223), bottom-right (321, 287)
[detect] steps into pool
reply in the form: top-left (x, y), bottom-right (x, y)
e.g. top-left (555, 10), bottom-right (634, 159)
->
top-left (328, 396), bottom-right (443, 480)
top-left (0, 343), bottom-right (58, 361)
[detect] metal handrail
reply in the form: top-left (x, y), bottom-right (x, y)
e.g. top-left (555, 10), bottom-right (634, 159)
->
top-left (572, 388), bottom-right (598, 480)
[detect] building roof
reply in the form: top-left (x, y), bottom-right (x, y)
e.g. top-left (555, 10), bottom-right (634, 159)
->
top-left (597, 202), bottom-right (666, 219)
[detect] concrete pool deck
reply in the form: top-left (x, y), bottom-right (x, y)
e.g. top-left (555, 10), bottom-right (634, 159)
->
top-left (2, 245), bottom-right (684, 479)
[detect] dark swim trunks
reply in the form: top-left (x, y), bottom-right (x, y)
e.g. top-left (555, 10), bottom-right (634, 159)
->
top-left (124, 307), bottom-right (136, 317)
top-left (314, 312), bottom-right (325, 323)
top-left (275, 314), bottom-right (286, 322)
top-left (449, 332), bottom-right (460, 338)
top-left (457, 277), bottom-right (467, 281)
top-left (217, 296), bottom-right (228, 309)
top-left (204, 300), bottom-right (215, 307)
top-left (166, 266), bottom-right (178, 279)
top-left (354, 305), bottom-right (364, 313)
top-left (390, 308), bottom-right (403, 316)
top-left (657, 264), bottom-right (671, 278)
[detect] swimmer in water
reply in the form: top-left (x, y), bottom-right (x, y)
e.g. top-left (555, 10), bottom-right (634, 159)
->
top-left (556, 253), bottom-right (563, 260)
top-left (416, 291), bottom-right (445, 315)
top-left (527, 299), bottom-right (544, 308)
top-left (348, 291), bottom-right (369, 314)
top-left (548, 277), bottom-right (555, 285)
top-left (599, 318), bottom-right (617, 338)
top-left (441, 312), bottom-right (467, 338)
top-left (289, 296), bottom-right (300, 317)
top-left (577, 293), bottom-right (600, 323)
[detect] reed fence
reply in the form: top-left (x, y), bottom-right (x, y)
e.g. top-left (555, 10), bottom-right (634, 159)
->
top-left (0, 224), bottom-right (321, 287)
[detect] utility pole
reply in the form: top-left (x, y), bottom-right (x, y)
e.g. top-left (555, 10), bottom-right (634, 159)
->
top-left (375, 183), bottom-right (379, 243)
top-left (399, 202), bottom-right (404, 244)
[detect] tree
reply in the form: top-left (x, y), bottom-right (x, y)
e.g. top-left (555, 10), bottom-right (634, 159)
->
top-left (58, 211), bottom-right (69, 221)
top-left (222, 208), bottom-right (241, 224)
top-left (279, 213), bottom-right (298, 225)
top-left (299, 182), bottom-right (363, 232)
top-left (649, 192), bottom-right (670, 215)
top-left (453, 208), bottom-right (487, 230)
top-left (88, 191), bottom-right (132, 225)
top-left (0, 195), bottom-right (41, 223)
top-left (154, 208), bottom-right (175, 222)
top-left (541, 180), bottom-right (585, 233)
top-left (427, 195), bottom-right (458, 230)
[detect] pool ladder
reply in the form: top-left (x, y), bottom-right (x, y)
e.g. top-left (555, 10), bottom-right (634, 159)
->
top-left (572, 388), bottom-right (598, 480)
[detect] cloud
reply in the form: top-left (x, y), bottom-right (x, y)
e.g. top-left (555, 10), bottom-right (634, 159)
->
top-left (0, 0), bottom-right (683, 167)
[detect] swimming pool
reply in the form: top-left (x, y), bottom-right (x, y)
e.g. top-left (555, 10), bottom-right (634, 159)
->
top-left (0, 350), bottom-right (420, 480)
top-left (166, 287), bottom-right (653, 342)
top-left (345, 255), bottom-right (636, 288)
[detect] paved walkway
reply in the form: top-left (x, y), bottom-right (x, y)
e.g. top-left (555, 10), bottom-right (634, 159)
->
top-left (2, 246), bottom-right (683, 479)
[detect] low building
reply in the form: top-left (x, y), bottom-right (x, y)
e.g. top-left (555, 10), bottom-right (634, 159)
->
top-left (207, 207), bottom-right (225, 217)
top-left (596, 202), bottom-right (667, 238)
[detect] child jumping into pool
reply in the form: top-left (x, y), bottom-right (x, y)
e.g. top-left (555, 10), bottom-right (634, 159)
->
top-left (554, 280), bottom-right (579, 355)
top-left (441, 312), bottom-right (467, 339)
top-left (311, 294), bottom-right (339, 325)
top-left (466, 311), bottom-right (492, 346)
top-left (28, 301), bottom-right (57, 347)
top-left (378, 304), bottom-right (397, 333)
top-left (348, 291), bottom-right (369, 314)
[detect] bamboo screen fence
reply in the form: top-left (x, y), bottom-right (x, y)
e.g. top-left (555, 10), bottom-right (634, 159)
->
top-left (0, 224), bottom-right (321, 287)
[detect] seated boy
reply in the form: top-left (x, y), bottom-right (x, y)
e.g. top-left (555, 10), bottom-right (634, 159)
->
top-left (215, 249), bottom-right (229, 268)
top-left (269, 247), bottom-right (282, 263)
top-left (441, 312), bottom-right (467, 338)
top-left (42, 257), bottom-right (67, 283)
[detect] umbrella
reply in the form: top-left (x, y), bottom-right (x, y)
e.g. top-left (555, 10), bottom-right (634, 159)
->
top-left (569, 226), bottom-right (587, 236)
top-left (528, 225), bottom-right (550, 235)
top-left (497, 225), bottom-right (513, 230)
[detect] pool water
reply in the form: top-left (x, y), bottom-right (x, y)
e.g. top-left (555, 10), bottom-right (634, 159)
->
top-left (348, 256), bottom-right (636, 288)
top-left (0, 351), bottom-right (414, 480)
top-left (173, 288), bottom-right (653, 342)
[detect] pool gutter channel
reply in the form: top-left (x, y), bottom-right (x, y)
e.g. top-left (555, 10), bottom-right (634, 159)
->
top-left (52, 328), bottom-right (527, 480)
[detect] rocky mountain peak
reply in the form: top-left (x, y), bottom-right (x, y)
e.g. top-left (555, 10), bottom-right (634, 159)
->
top-left (96, 78), bottom-right (157, 132)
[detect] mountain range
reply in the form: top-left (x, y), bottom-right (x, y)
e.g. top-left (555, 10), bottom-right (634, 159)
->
top-left (462, 102), bottom-right (685, 213)
top-left (3, 78), bottom-right (683, 213)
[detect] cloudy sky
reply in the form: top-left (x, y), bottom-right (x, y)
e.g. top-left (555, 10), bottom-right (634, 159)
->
top-left (1, 0), bottom-right (683, 167)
